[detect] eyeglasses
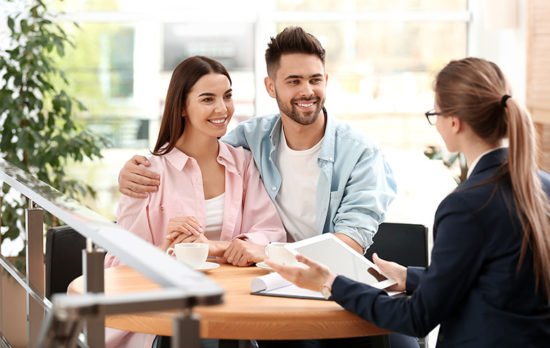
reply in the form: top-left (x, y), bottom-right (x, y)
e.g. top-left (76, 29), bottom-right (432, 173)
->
top-left (425, 109), bottom-right (441, 125)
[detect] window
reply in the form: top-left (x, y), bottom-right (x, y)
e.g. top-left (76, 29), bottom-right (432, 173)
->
top-left (55, 0), bottom-right (469, 226)
top-left (273, 1), bottom-right (470, 225)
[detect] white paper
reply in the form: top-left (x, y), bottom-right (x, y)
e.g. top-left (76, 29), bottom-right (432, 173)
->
top-left (251, 272), bottom-right (324, 299)
top-left (251, 272), bottom-right (290, 292)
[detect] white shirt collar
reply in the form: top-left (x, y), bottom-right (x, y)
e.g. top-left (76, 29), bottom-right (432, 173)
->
top-left (467, 146), bottom-right (507, 178)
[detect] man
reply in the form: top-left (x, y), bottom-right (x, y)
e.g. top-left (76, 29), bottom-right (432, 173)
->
top-left (119, 26), bottom-right (396, 265)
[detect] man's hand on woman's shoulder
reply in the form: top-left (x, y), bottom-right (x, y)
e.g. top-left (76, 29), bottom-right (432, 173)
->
top-left (119, 155), bottom-right (161, 198)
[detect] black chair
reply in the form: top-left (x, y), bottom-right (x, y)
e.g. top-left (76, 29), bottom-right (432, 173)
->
top-left (365, 222), bottom-right (429, 268)
top-left (366, 222), bottom-right (429, 348)
top-left (45, 226), bottom-right (87, 299)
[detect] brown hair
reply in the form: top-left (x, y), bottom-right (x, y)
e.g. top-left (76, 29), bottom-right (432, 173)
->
top-left (265, 26), bottom-right (326, 78)
top-left (153, 56), bottom-right (231, 155)
top-left (435, 57), bottom-right (550, 299)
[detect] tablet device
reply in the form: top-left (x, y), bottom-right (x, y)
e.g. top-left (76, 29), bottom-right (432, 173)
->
top-left (286, 233), bottom-right (396, 289)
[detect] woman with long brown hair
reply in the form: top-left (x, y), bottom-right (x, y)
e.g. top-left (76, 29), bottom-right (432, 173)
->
top-left (268, 57), bottom-right (550, 347)
top-left (105, 56), bottom-right (285, 271)
top-left (105, 56), bottom-right (285, 348)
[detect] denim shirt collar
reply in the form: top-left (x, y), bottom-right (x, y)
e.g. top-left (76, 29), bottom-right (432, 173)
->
top-left (269, 116), bottom-right (283, 151)
top-left (268, 108), bottom-right (335, 164)
top-left (318, 110), bottom-right (335, 163)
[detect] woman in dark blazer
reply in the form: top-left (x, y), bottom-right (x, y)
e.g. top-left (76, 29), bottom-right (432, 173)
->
top-left (267, 57), bottom-right (550, 347)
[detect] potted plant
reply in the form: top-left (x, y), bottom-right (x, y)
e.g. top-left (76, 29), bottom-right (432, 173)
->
top-left (0, 0), bottom-right (107, 268)
top-left (424, 145), bottom-right (468, 185)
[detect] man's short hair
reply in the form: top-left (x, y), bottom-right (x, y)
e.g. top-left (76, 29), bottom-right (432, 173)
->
top-left (265, 26), bottom-right (326, 78)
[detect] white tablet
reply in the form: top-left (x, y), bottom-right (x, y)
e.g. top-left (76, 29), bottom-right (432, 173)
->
top-left (285, 233), bottom-right (396, 289)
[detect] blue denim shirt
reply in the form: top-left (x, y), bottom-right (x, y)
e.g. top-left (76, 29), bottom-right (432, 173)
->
top-left (222, 112), bottom-right (397, 250)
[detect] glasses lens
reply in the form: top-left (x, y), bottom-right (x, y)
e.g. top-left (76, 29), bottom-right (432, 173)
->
top-left (425, 110), bottom-right (437, 125)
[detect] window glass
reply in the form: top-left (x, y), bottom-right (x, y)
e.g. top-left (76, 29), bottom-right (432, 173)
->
top-left (277, 21), bottom-right (466, 149)
top-left (276, 20), bottom-right (465, 224)
top-left (50, 0), bottom-right (467, 225)
top-left (54, 0), bottom-right (120, 11)
top-left (277, 0), bottom-right (467, 11)
top-left (57, 20), bottom-right (255, 150)
top-left (60, 23), bottom-right (134, 104)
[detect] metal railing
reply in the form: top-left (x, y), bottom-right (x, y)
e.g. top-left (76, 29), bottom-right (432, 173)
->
top-left (0, 159), bottom-right (224, 347)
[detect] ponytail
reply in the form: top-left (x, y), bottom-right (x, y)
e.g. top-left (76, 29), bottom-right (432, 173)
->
top-left (505, 98), bottom-right (550, 299)
top-left (436, 57), bottom-right (550, 300)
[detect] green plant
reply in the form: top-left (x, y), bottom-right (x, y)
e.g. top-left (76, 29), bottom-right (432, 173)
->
top-left (0, 0), bottom-right (108, 259)
top-left (424, 145), bottom-right (468, 185)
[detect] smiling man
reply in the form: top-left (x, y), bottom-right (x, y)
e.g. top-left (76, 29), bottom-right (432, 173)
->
top-left (118, 26), bottom-right (397, 264)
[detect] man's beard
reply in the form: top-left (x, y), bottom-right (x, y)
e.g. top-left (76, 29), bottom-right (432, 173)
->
top-left (275, 94), bottom-right (324, 126)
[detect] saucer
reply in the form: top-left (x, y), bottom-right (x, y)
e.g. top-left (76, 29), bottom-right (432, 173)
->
top-left (255, 262), bottom-right (273, 271)
top-left (195, 261), bottom-right (220, 271)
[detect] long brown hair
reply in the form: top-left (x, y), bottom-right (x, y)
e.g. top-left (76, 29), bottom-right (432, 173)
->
top-left (153, 56), bottom-right (231, 155)
top-left (435, 57), bottom-right (550, 299)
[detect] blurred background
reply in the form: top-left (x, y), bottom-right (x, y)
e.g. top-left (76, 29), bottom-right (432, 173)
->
top-left (3, 1), bottom-right (549, 346)
top-left (0, 0), bottom-right (536, 255)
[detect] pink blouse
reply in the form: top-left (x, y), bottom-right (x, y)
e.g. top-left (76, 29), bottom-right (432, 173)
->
top-left (104, 142), bottom-right (286, 268)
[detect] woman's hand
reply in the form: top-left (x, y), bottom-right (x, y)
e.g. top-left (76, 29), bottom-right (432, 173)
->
top-left (265, 254), bottom-right (336, 292)
top-left (372, 253), bottom-right (407, 292)
top-left (161, 216), bottom-right (203, 250)
top-left (172, 231), bottom-right (209, 245)
top-left (166, 216), bottom-right (203, 237)
top-left (168, 231), bottom-right (230, 258)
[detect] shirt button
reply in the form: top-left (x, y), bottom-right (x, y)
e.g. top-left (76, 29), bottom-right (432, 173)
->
top-left (271, 186), bottom-right (276, 191)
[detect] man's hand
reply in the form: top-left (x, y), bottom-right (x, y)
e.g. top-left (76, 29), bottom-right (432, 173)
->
top-left (119, 155), bottom-right (161, 198)
top-left (333, 233), bottom-right (364, 254)
top-left (265, 254), bottom-right (336, 292)
top-left (372, 253), bottom-right (407, 292)
top-left (223, 239), bottom-right (266, 267)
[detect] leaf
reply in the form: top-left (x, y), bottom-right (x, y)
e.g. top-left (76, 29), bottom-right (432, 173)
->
top-left (8, 16), bottom-right (14, 32)
top-left (77, 100), bottom-right (87, 111)
top-left (20, 19), bottom-right (29, 34)
top-left (55, 40), bottom-right (65, 57)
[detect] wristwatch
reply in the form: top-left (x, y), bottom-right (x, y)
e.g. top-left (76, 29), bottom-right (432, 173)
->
top-left (320, 276), bottom-right (334, 299)
top-left (321, 284), bottom-right (332, 299)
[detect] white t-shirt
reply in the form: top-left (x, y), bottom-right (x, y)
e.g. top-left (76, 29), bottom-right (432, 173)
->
top-left (204, 193), bottom-right (224, 241)
top-left (275, 127), bottom-right (322, 242)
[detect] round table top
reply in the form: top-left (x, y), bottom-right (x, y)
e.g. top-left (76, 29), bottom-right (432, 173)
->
top-left (68, 263), bottom-right (388, 340)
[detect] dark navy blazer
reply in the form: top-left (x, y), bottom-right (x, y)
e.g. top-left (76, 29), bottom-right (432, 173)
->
top-left (332, 148), bottom-right (550, 347)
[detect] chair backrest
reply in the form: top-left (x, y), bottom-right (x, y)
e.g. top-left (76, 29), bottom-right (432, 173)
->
top-left (365, 222), bottom-right (429, 267)
top-left (45, 226), bottom-right (87, 299)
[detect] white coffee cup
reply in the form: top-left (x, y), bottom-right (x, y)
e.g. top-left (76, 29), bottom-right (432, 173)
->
top-left (265, 242), bottom-right (297, 265)
top-left (167, 243), bottom-right (208, 268)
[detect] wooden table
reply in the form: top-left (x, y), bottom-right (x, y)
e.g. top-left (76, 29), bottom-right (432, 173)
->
top-left (68, 263), bottom-right (389, 341)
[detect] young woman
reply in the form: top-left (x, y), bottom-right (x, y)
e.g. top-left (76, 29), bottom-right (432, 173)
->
top-left (267, 57), bottom-right (550, 347)
top-left (105, 56), bottom-right (285, 348)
